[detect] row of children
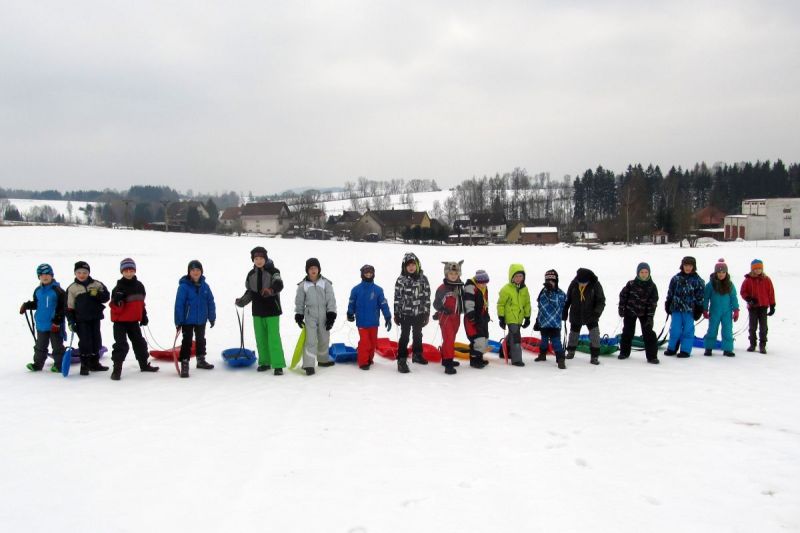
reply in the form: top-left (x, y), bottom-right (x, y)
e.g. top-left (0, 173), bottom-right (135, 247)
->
top-left (20, 248), bottom-right (776, 379)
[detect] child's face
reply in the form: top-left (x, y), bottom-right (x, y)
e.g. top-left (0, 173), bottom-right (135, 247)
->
top-left (75, 270), bottom-right (89, 282)
top-left (308, 266), bottom-right (319, 280)
top-left (253, 256), bottom-right (266, 268)
top-left (638, 269), bottom-right (650, 280)
top-left (122, 268), bottom-right (136, 279)
top-left (38, 273), bottom-right (53, 285)
top-left (512, 273), bottom-right (524, 284)
top-left (446, 270), bottom-right (459, 282)
top-left (475, 281), bottom-right (486, 290)
top-left (189, 268), bottom-right (202, 282)
top-left (752, 268), bottom-right (762, 276)
top-left (363, 271), bottom-right (374, 280)
top-left (405, 262), bottom-right (417, 274)
top-left (682, 263), bottom-right (694, 274)
top-left (716, 270), bottom-right (727, 280)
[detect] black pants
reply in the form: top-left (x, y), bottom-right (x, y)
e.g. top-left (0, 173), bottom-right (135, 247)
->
top-left (76, 320), bottom-right (102, 358)
top-left (398, 315), bottom-right (425, 359)
top-left (112, 322), bottom-right (149, 364)
top-left (748, 306), bottom-right (768, 346)
top-left (34, 330), bottom-right (65, 369)
top-left (180, 324), bottom-right (206, 361)
top-left (619, 314), bottom-right (657, 360)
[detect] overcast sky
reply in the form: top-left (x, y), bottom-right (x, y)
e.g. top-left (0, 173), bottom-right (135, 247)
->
top-left (1, 0), bottom-right (798, 193)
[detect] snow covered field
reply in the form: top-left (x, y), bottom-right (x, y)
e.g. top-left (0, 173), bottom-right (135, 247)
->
top-left (1, 226), bottom-right (798, 532)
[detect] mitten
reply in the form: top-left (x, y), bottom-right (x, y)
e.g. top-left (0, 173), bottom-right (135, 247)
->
top-left (732, 310), bottom-right (739, 322)
top-left (768, 304), bottom-right (775, 316)
top-left (522, 317), bottom-right (531, 329)
top-left (385, 320), bottom-right (392, 332)
top-left (347, 313), bottom-right (355, 322)
top-left (294, 313), bottom-right (304, 328)
top-left (703, 310), bottom-right (710, 320)
top-left (209, 320), bottom-right (215, 328)
top-left (498, 317), bottom-right (506, 330)
top-left (325, 312), bottom-right (336, 331)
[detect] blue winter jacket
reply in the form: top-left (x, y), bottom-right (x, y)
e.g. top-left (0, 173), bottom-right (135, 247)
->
top-left (33, 280), bottom-right (66, 334)
top-left (347, 280), bottom-right (391, 328)
top-left (703, 276), bottom-right (739, 315)
top-left (666, 271), bottom-right (705, 313)
top-left (536, 286), bottom-right (566, 329)
top-left (174, 275), bottom-right (217, 326)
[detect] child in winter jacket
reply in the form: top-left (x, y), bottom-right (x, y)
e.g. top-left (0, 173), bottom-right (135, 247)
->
top-left (393, 252), bottom-right (431, 367)
top-left (235, 246), bottom-right (286, 374)
top-left (564, 268), bottom-right (606, 365)
top-left (702, 259), bottom-right (739, 357)
top-left (433, 260), bottom-right (465, 375)
top-left (497, 263), bottom-right (531, 367)
top-left (463, 270), bottom-right (491, 369)
top-left (19, 263), bottom-right (66, 372)
top-left (174, 260), bottom-right (216, 378)
top-left (739, 259), bottom-right (776, 354)
top-left (347, 265), bottom-right (392, 371)
top-left (294, 258), bottom-right (337, 375)
top-left (534, 269), bottom-right (567, 370)
top-left (664, 256), bottom-right (705, 358)
top-left (110, 258), bottom-right (159, 380)
top-left (617, 262), bottom-right (659, 364)
top-left (66, 261), bottom-right (110, 375)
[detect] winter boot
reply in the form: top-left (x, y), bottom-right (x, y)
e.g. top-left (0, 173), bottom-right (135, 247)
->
top-left (556, 352), bottom-right (566, 370)
top-left (535, 353), bottom-right (547, 362)
top-left (304, 367), bottom-right (315, 376)
top-left (664, 348), bottom-right (677, 356)
top-left (566, 348), bottom-right (576, 359)
top-left (590, 347), bottom-right (600, 365)
top-left (397, 357), bottom-right (410, 373)
top-left (759, 344), bottom-right (767, 354)
top-left (110, 362), bottom-right (122, 381)
top-left (746, 344), bottom-right (756, 352)
top-left (469, 356), bottom-right (486, 369)
top-left (180, 360), bottom-right (189, 378)
top-left (90, 355), bottom-right (109, 371)
top-left (443, 359), bottom-right (457, 375)
top-left (196, 355), bottom-right (214, 370)
top-left (80, 356), bottom-right (90, 376)
top-left (139, 360), bottom-right (159, 372)
top-left (26, 362), bottom-right (43, 371)
top-left (359, 364), bottom-right (370, 370)
top-left (704, 349), bottom-right (712, 356)
top-left (677, 352), bottom-right (691, 358)
top-left (274, 368), bottom-right (283, 375)
top-left (318, 361), bottom-right (335, 367)
top-left (51, 363), bottom-right (61, 373)
top-left (647, 357), bottom-right (660, 364)
top-left (257, 365), bottom-right (271, 372)
top-left (412, 353), bottom-right (428, 365)
top-left (617, 352), bottom-right (630, 360)
top-left (723, 351), bottom-right (735, 357)
top-left (511, 360), bottom-right (525, 367)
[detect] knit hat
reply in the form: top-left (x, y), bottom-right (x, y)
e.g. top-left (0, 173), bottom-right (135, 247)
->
top-left (360, 264), bottom-right (375, 279)
top-left (36, 263), bottom-right (53, 276)
top-left (305, 257), bottom-right (321, 274)
top-left (751, 259), bottom-right (764, 271)
top-left (714, 258), bottom-right (728, 274)
top-left (250, 246), bottom-right (267, 260)
top-left (544, 269), bottom-right (559, 283)
top-left (681, 256), bottom-right (697, 270)
top-left (74, 261), bottom-right (90, 274)
top-left (576, 268), bottom-right (592, 283)
top-left (187, 259), bottom-right (203, 275)
top-left (474, 270), bottom-right (490, 283)
top-left (636, 262), bottom-right (650, 275)
top-left (119, 258), bottom-right (136, 272)
top-left (443, 260), bottom-right (463, 277)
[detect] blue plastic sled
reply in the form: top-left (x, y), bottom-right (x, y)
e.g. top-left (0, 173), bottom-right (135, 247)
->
top-left (61, 347), bottom-right (73, 377)
top-left (487, 340), bottom-right (502, 353)
top-left (328, 343), bottom-right (357, 363)
top-left (222, 347), bottom-right (257, 367)
top-left (693, 336), bottom-right (722, 349)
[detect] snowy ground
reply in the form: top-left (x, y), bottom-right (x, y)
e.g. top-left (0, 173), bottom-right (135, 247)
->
top-left (1, 226), bottom-right (798, 532)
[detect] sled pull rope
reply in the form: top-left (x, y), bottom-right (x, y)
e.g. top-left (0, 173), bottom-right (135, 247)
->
top-left (24, 309), bottom-right (37, 342)
top-left (143, 325), bottom-right (167, 351)
top-left (235, 306), bottom-right (245, 351)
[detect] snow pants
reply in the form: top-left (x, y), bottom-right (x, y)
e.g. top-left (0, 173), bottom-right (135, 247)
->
top-left (398, 315), bottom-right (425, 360)
top-left (33, 329), bottom-right (65, 370)
top-left (253, 315), bottom-right (285, 368)
top-left (76, 319), bottom-right (102, 360)
top-left (303, 316), bottom-right (331, 368)
top-left (567, 323), bottom-right (600, 350)
top-left (619, 314), bottom-right (657, 360)
top-left (438, 312), bottom-right (460, 361)
top-left (180, 324), bottom-right (206, 361)
top-left (668, 311), bottom-right (695, 354)
top-left (112, 322), bottom-right (149, 365)
top-left (748, 306), bottom-right (768, 347)
top-left (704, 309), bottom-right (734, 352)
top-left (540, 327), bottom-right (564, 354)
top-left (505, 324), bottom-right (523, 364)
top-left (357, 327), bottom-right (378, 366)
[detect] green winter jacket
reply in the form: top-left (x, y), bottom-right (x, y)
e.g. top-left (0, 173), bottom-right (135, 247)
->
top-left (497, 263), bottom-right (531, 325)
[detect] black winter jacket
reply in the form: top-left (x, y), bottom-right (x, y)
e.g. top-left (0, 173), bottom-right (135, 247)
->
top-left (238, 261), bottom-right (284, 317)
top-left (563, 269), bottom-right (606, 326)
top-left (618, 278), bottom-right (658, 318)
top-left (66, 277), bottom-right (110, 323)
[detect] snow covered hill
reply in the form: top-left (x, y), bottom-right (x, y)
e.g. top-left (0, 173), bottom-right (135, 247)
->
top-left (1, 226), bottom-right (798, 532)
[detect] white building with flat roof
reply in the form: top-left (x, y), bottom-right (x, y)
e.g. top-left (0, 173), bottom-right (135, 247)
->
top-left (723, 198), bottom-right (800, 240)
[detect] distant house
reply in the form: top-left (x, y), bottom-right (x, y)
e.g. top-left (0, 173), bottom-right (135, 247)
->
top-left (454, 213), bottom-right (507, 242)
top-left (219, 207), bottom-right (242, 229)
top-left (572, 231), bottom-right (599, 243)
top-left (166, 201), bottom-right (209, 232)
top-left (505, 221), bottom-right (524, 244)
top-left (694, 206), bottom-right (727, 229)
top-left (326, 210), bottom-right (362, 239)
top-left (651, 229), bottom-right (669, 245)
top-left (293, 207), bottom-right (326, 229)
top-left (448, 233), bottom-right (489, 245)
top-left (520, 226), bottom-right (559, 245)
top-left (723, 198), bottom-right (800, 240)
top-left (351, 209), bottom-right (431, 240)
top-left (239, 202), bottom-right (291, 235)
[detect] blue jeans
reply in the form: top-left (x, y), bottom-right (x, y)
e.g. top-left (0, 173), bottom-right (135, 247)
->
top-left (668, 311), bottom-right (695, 354)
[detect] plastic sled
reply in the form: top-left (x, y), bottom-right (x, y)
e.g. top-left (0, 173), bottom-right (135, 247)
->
top-left (575, 343), bottom-right (619, 356)
top-left (453, 342), bottom-right (472, 360)
top-left (487, 340), bottom-right (502, 353)
top-left (150, 342), bottom-right (195, 361)
top-left (421, 343), bottom-right (442, 363)
top-left (616, 335), bottom-right (668, 349)
top-left (520, 336), bottom-right (555, 355)
top-left (61, 347), bottom-right (73, 377)
top-left (375, 338), bottom-right (398, 360)
top-left (221, 347), bottom-right (257, 367)
top-left (290, 327), bottom-right (307, 369)
top-left (578, 334), bottom-right (619, 346)
top-left (329, 343), bottom-right (357, 363)
top-left (693, 336), bottom-right (722, 349)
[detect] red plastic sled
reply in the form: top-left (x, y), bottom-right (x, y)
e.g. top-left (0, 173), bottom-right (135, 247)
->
top-left (149, 342), bottom-right (196, 361)
top-left (520, 336), bottom-right (555, 355)
top-left (422, 343), bottom-right (442, 363)
top-left (374, 339), bottom-right (442, 363)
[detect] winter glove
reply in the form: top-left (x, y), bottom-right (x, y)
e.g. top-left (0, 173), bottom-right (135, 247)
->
top-left (533, 319), bottom-right (540, 331)
top-left (421, 316), bottom-right (429, 327)
top-left (747, 297), bottom-right (757, 308)
top-left (561, 309), bottom-right (569, 322)
top-left (68, 321), bottom-right (77, 332)
top-left (522, 317), bottom-right (531, 329)
top-left (235, 297), bottom-right (245, 307)
top-left (139, 315), bottom-right (149, 327)
top-left (692, 305), bottom-right (703, 321)
top-left (347, 313), bottom-right (355, 322)
top-left (385, 319), bottom-right (392, 332)
top-left (50, 323), bottom-right (60, 333)
top-left (465, 310), bottom-right (476, 323)
top-left (260, 287), bottom-right (274, 297)
top-left (768, 304), bottom-right (775, 316)
top-left (618, 307), bottom-right (625, 318)
top-left (209, 320), bottom-right (215, 328)
top-left (664, 299), bottom-right (672, 314)
top-left (432, 311), bottom-right (440, 321)
top-left (325, 312), bottom-right (336, 331)
top-left (294, 313), bottom-right (304, 328)
top-left (394, 316), bottom-right (400, 326)
top-left (19, 302), bottom-right (28, 314)
top-left (703, 310), bottom-right (710, 320)
top-left (112, 291), bottom-right (125, 305)
top-left (732, 310), bottom-right (739, 322)
top-left (498, 316), bottom-right (506, 330)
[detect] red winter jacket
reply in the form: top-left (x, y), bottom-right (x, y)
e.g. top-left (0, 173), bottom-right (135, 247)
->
top-left (110, 276), bottom-right (148, 323)
top-left (740, 273), bottom-right (775, 308)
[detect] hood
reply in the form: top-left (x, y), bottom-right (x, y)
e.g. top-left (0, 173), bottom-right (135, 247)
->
top-left (180, 274), bottom-right (205, 286)
top-left (507, 263), bottom-right (526, 283)
top-left (401, 252), bottom-right (422, 275)
top-left (575, 268), bottom-right (597, 284)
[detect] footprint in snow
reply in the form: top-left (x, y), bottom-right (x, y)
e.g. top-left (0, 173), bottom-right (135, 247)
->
top-left (575, 458), bottom-right (588, 468)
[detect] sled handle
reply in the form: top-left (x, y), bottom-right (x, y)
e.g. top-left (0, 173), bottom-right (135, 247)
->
top-left (235, 306), bottom-right (245, 350)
